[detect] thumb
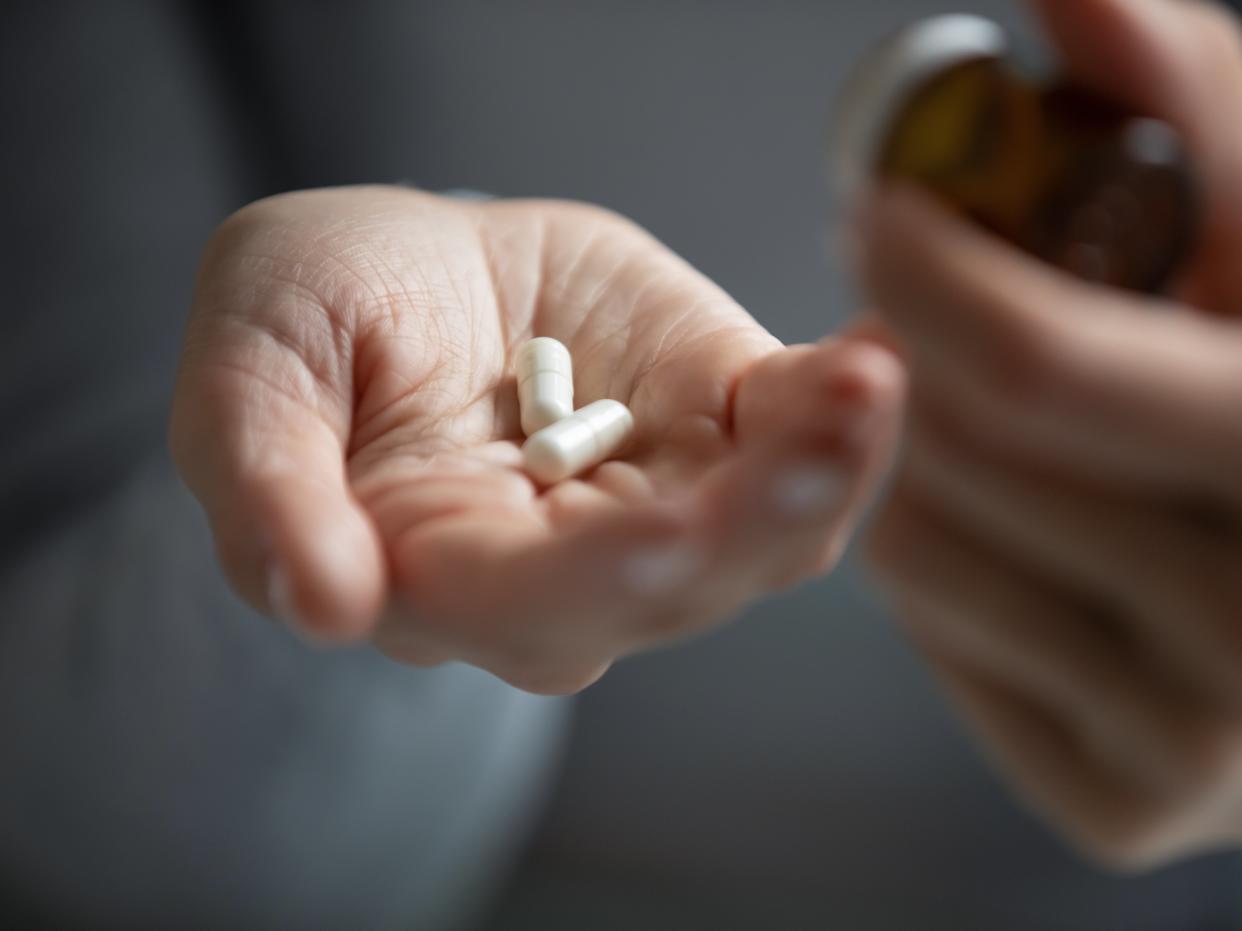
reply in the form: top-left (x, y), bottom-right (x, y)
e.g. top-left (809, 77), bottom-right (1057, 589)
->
top-left (170, 349), bottom-right (385, 643)
top-left (1031, 0), bottom-right (1242, 302)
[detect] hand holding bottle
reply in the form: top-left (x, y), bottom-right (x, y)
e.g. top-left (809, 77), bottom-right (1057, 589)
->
top-left (857, 0), bottom-right (1242, 869)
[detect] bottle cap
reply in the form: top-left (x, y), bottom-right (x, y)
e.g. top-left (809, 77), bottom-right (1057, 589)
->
top-left (829, 14), bottom-right (1009, 203)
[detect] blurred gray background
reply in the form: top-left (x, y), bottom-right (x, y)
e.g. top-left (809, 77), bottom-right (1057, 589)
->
top-left (4, 1), bottom-right (1240, 928)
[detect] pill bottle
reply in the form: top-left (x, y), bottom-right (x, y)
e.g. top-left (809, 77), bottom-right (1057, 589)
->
top-left (830, 14), bottom-right (1200, 293)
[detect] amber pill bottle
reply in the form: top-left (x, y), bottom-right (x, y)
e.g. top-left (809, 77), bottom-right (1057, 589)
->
top-left (830, 14), bottom-right (1200, 293)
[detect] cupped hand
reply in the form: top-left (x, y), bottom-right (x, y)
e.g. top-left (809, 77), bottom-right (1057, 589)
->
top-left (857, 0), bottom-right (1242, 869)
top-left (171, 187), bottom-right (903, 694)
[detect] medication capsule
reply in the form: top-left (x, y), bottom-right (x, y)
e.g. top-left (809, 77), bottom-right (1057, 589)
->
top-left (522, 399), bottom-right (634, 484)
top-left (830, 14), bottom-right (1200, 293)
top-left (515, 337), bottom-right (574, 436)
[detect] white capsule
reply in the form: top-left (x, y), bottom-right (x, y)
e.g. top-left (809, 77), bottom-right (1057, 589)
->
top-left (515, 337), bottom-right (574, 436)
top-left (522, 399), bottom-right (635, 484)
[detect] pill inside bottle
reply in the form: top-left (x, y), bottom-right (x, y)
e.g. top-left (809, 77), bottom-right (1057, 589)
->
top-left (830, 14), bottom-right (1200, 293)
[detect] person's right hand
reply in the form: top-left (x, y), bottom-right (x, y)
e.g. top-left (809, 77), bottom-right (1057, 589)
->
top-left (171, 187), bottom-right (903, 694)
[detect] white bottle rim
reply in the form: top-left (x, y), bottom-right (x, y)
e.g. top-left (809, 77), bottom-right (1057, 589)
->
top-left (828, 14), bottom-right (1009, 204)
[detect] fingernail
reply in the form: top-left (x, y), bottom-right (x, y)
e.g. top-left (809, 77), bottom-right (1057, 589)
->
top-left (622, 542), bottom-right (704, 597)
top-left (771, 463), bottom-right (850, 521)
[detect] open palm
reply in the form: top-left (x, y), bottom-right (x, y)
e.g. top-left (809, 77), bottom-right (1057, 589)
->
top-left (172, 187), bottom-right (902, 693)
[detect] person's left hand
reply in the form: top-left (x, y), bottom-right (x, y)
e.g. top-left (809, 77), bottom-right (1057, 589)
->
top-left (855, 0), bottom-right (1242, 870)
top-left (172, 187), bottom-right (905, 696)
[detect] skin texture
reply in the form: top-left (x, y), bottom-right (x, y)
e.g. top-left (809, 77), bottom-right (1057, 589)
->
top-left (858, 0), bottom-right (1242, 871)
top-left (171, 189), bottom-right (905, 696)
